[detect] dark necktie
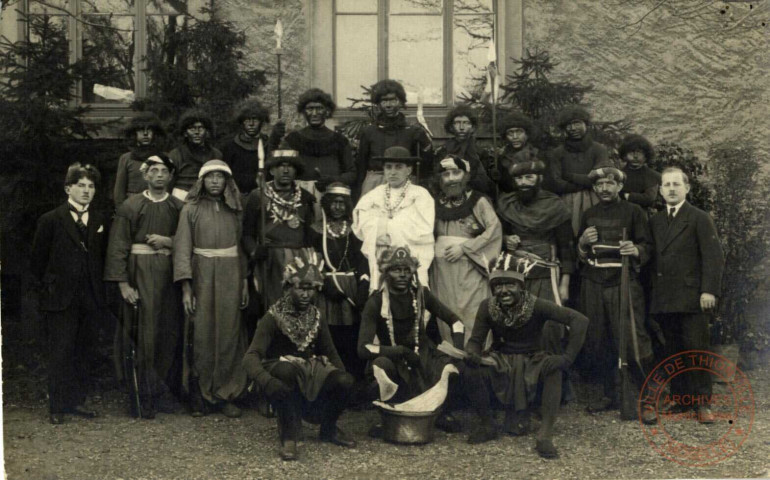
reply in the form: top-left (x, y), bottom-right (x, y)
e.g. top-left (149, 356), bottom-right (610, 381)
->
top-left (69, 204), bottom-right (88, 237)
top-left (668, 207), bottom-right (675, 224)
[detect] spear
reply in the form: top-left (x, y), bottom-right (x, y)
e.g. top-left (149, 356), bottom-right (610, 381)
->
top-left (256, 138), bottom-right (267, 297)
top-left (274, 19), bottom-right (284, 119)
top-left (486, 39), bottom-right (499, 187)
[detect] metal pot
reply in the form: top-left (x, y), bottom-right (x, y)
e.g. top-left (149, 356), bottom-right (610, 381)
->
top-left (378, 408), bottom-right (440, 444)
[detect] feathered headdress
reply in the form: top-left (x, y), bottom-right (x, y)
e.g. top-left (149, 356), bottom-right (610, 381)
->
top-left (488, 252), bottom-right (526, 288)
top-left (283, 252), bottom-right (325, 288)
top-left (377, 245), bottom-right (420, 274)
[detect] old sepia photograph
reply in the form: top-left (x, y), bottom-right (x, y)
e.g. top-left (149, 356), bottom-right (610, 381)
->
top-left (0, 0), bottom-right (768, 478)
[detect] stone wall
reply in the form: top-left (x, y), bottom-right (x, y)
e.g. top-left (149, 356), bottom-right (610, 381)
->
top-left (523, 0), bottom-right (769, 159)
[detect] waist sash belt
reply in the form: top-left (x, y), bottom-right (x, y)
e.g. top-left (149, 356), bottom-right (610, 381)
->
top-left (131, 243), bottom-right (171, 256)
top-left (193, 246), bottom-right (238, 258)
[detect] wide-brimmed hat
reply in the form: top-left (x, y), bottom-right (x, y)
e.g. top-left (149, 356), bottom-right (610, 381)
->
top-left (372, 146), bottom-right (420, 165)
top-left (265, 149), bottom-right (305, 175)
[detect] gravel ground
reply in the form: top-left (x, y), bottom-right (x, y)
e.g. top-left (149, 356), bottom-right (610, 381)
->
top-left (3, 363), bottom-right (769, 480)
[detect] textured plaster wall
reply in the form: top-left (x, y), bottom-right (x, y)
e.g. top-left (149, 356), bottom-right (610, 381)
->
top-left (523, 0), bottom-right (769, 158)
top-left (215, 0), bottom-right (310, 131)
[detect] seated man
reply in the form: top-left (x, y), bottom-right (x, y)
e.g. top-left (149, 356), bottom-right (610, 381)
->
top-left (462, 253), bottom-right (588, 459)
top-left (358, 245), bottom-right (466, 435)
top-left (243, 256), bottom-right (356, 461)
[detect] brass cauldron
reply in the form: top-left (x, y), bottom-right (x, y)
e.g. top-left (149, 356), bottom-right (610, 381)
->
top-left (378, 408), bottom-right (440, 444)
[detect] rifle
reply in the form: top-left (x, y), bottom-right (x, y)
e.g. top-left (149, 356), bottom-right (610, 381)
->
top-left (618, 228), bottom-right (636, 420)
top-left (124, 301), bottom-right (142, 418)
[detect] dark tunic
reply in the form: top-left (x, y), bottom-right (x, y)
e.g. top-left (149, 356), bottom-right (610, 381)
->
top-left (356, 113), bottom-right (434, 195)
top-left (284, 126), bottom-right (356, 185)
top-left (466, 296), bottom-right (588, 408)
top-left (358, 287), bottom-right (461, 391)
top-left (243, 308), bottom-right (344, 401)
top-left (242, 184), bottom-right (316, 309)
top-left (621, 165), bottom-right (661, 210)
top-left (114, 150), bottom-right (156, 206)
top-left (168, 143), bottom-right (224, 194)
top-left (220, 133), bottom-right (272, 196)
top-left (104, 192), bottom-right (184, 394)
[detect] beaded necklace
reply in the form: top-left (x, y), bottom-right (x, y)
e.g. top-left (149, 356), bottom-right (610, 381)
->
top-left (384, 180), bottom-right (410, 219)
top-left (384, 286), bottom-right (421, 355)
top-left (265, 182), bottom-right (302, 223)
top-left (325, 219), bottom-right (349, 239)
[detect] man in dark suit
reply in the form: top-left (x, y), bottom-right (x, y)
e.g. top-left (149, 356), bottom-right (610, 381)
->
top-left (31, 163), bottom-right (107, 424)
top-left (649, 167), bottom-right (724, 424)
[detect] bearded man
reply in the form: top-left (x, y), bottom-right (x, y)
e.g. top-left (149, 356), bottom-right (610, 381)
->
top-left (576, 167), bottom-right (655, 418)
top-left (353, 146), bottom-right (435, 290)
top-left (220, 100), bottom-right (284, 197)
top-left (114, 112), bottom-right (166, 206)
top-left (173, 160), bottom-right (249, 418)
top-left (434, 105), bottom-right (495, 197)
top-left (462, 253), bottom-right (588, 459)
top-left (243, 256), bottom-right (356, 461)
top-left (546, 105), bottom-right (612, 236)
top-left (355, 79), bottom-right (433, 197)
top-left (358, 245), bottom-right (466, 435)
top-left (429, 155), bottom-right (501, 342)
top-left (169, 109), bottom-right (223, 201)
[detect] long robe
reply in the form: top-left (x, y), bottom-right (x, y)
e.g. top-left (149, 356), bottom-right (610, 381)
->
top-left (352, 182), bottom-right (435, 290)
top-left (430, 191), bottom-right (501, 342)
top-left (173, 196), bottom-right (248, 404)
top-left (104, 192), bottom-right (184, 396)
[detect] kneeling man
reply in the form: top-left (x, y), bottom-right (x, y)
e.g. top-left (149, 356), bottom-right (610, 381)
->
top-left (243, 256), bottom-right (356, 461)
top-left (462, 253), bottom-right (588, 459)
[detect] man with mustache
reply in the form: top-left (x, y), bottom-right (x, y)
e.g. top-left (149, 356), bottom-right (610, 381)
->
top-left (434, 105), bottom-right (495, 197)
top-left (547, 105), bottom-right (612, 236)
top-left (174, 160), bottom-right (249, 418)
top-left (353, 146), bottom-right (435, 290)
top-left (355, 79), bottom-right (434, 198)
top-left (168, 109), bottom-right (223, 201)
top-left (462, 253), bottom-right (588, 459)
top-left (284, 89), bottom-right (356, 224)
top-left (114, 111), bottom-right (166, 206)
top-left (220, 100), bottom-right (284, 197)
top-left (430, 155), bottom-right (502, 343)
top-left (243, 256), bottom-right (356, 461)
top-left (32, 163), bottom-right (107, 424)
top-left (576, 167), bottom-right (655, 420)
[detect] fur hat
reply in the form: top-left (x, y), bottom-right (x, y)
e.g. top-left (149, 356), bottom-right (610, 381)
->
top-left (500, 112), bottom-right (534, 137)
top-left (283, 252), bottom-right (325, 288)
top-left (588, 167), bottom-right (626, 183)
top-left (140, 153), bottom-right (176, 174)
top-left (377, 245), bottom-right (420, 274)
top-left (235, 99), bottom-right (270, 125)
top-left (178, 108), bottom-right (215, 136)
top-left (124, 111), bottom-right (165, 138)
top-left (372, 146), bottom-right (420, 165)
top-left (297, 88), bottom-right (336, 116)
top-left (509, 160), bottom-right (546, 177)
top-left (265, 148), bottom-right (305, 175)
top-left (488, 252), bottom-right (526, 288)
top-left (557, 105), bottom-right (591, 128)
top-left (371, 79), bottom-right (407, 105)
top-left (443, 104), bottom-right (478, 134)
top-left (618, 134), bottom-right (654, 162)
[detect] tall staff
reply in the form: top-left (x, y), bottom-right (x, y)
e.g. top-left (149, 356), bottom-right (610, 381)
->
top-left (486, 39), bottom-right (499, 194)
top-left (274, 19), bottom-right (284, 119)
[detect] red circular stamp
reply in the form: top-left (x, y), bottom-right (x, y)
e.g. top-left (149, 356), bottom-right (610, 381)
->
top-left (638, 349), bottom-right (755, 467)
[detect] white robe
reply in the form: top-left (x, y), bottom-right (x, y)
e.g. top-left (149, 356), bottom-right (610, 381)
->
top-left (353, 183), bottom-right (435, 290)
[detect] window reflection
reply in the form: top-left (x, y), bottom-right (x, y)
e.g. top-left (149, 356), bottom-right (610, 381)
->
top-left (335, 14), bottom-right (378, 107)
top-left (389, 14), bottom-right (443, 104)
top-left (81, 15), bottom-right (135, 103)
top-left (336, 0), bottom-right (377, 13)
top-left (390, 0), bottom-right (442, 14)
top-left (29, 0), bottom-right (70, 15)
top-left (453, 10), bottom-right (493, 99)
top-left (81, 0), bottom-right (134, 14)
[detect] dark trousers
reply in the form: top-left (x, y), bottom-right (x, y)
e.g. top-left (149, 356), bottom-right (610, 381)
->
top-left (44, 295), bottom-right (100, 413)
top-left (655, 312), bottom-right (713, 399)
top-left (329, 325), bottom-right (365, 381)
top-left (268, 362), bottom-right (354, 442)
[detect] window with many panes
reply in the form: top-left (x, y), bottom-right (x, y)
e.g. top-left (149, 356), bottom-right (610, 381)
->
top-left (24, 0), bottom-right (203, 108)
top-left (333, 0), bottom-right (498, 107)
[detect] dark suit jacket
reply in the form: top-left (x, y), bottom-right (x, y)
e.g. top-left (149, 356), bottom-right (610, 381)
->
top-left (649, 201), bottom-right (724, 314)
top-left (31, 203), bottom-right (107, 312)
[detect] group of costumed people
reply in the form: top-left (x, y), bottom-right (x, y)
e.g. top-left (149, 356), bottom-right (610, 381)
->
top-left (32, 78), bottom-right (725, 463)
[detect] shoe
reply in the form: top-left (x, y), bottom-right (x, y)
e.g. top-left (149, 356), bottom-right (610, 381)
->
top-left (279, 441), bottom-right (298, 461)
top-left (467, 420), bottom-right (498, 445)
top-left (435, 412), bottom-right (463, 433)
top-left (320, 427), bottom-right (357, 448)
top-left (658, 398), bottom-right (687, 414)
top-left (156, 393), bottom-right (182, 414)
top-left (367, 423), bottom-right (383, 438)
top-left (641, 408), bottom-right (657, 425)
top-left (504, 410), bottom-right (530, 436)
top-left (586, 396), bottom-right (614, 414)
top-left (67, 405), bottom-right (99, 418)
top-left (49, 413), bottom-right (65, 425)
top-left (222, 402), bottom-right (242, 418)
top-left (190, 392), bottom-right (206, 417)
top-left (697, 406), bottom-right (716, 424)
top-left (535, 439), bottom-right (559, 459)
